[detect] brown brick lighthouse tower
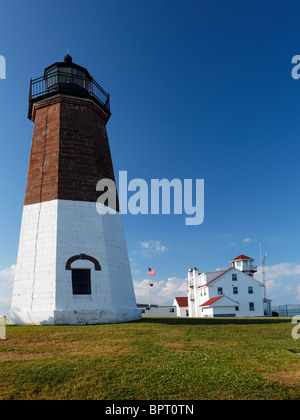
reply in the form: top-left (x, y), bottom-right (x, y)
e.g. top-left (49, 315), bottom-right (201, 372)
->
top-left (10, 55), bottom-right (140, 325)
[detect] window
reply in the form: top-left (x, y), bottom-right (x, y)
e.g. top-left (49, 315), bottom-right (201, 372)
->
top-left (186, 310), bottom-right (189, 317)
top-left (72, 269), bottom-right (91, 295)
top-left (249, 302), bottom-right (255, 311)
top-left (169, 308), bottom-right (175, 313)
top-left (248, 286), bottom-right (253, 294)
top-left (233, 286), bottom-right (238, 294)
top-left (218, 287), bottom-right (223, 295)
top-left (232, 274), bottom-right (237, 281)
top-left (237, 261), bottom-right (242, 267)
top-left (235, 306), bottom-right (239, 311)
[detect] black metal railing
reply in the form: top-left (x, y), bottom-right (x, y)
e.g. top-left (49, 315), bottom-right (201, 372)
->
top-left (29, 70), bottom-right (110, 114)
top-left (244, 265), bottom-right (257, 272)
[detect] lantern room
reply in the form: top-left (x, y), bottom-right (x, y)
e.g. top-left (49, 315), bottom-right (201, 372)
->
top-left (28, 55), bottom-right (111, 121)
top-left (230, 255), bottom-right (257, 276)
top-left (44, 54), bottom-right (91, 93)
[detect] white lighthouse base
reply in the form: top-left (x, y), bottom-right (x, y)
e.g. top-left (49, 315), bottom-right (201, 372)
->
top-left (9, 199), bottom-right (141, 325)
top-left (9, 309), bottom-right (141, 326)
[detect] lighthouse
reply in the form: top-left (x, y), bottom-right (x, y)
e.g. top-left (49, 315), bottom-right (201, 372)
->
top-left (10, 55), bottom-right (141, 325)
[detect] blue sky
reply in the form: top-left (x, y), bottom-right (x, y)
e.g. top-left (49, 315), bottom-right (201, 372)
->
top-left (1, 0), bottom-right (300, 311)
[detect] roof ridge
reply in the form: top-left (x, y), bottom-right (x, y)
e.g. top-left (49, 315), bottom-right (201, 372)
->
top-left (200, 294), bottom-right (239, 307)
top-left (200, 295), bottom-right (223, 307)
top-left (199, 267), bottom-right (233, 288)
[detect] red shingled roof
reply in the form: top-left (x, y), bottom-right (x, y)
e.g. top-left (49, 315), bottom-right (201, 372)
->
top-left (200, 296), bottom-right (223, 307)
top-left (232, 255), bottom-right (253, 261)
top-left (174, 297), bottom-right (188, 307)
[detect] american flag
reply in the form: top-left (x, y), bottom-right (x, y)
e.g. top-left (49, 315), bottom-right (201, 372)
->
top-left (148, 267), bottom-right (156, 276)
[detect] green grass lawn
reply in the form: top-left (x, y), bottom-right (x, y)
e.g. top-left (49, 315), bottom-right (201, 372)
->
top-left (0, 317), bottom-right (299, 400)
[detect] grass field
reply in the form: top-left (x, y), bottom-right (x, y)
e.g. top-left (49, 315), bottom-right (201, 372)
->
top-left (0, 317), bottom-right (299, 400)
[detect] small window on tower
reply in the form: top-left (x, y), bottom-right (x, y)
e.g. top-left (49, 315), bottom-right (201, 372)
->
top-left (72, 269), bottom-right (91, 295)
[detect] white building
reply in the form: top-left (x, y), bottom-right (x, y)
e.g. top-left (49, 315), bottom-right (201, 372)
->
top-left (188, 255), bottom-right (271, 318)
top-left (173, 297), bottom-right (189, 317)
top-left (138, 304), bottom-right (176, 317)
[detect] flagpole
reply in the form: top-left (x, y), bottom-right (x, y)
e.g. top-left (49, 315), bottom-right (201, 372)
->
top-left (147, 266), bottom-right (151, 309)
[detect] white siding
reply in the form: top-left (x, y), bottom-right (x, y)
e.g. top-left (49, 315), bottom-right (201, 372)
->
top-left (10, 200), bottom-right (141, 325)
top-left (188, 267), bottom-right (265, 318)
top-left (141, 306), bottom-right (176, 317)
